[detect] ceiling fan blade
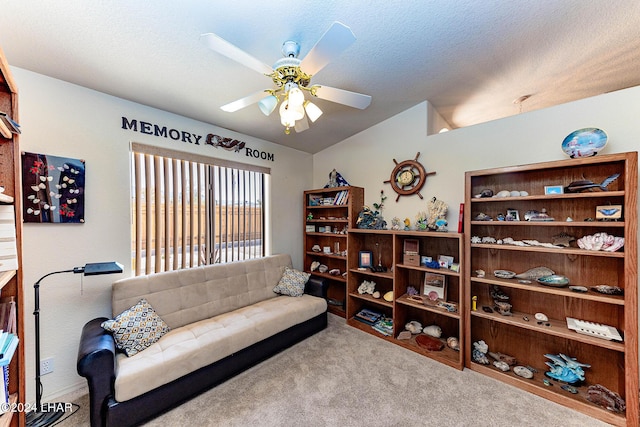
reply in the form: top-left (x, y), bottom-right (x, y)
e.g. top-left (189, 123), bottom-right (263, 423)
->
top-left (220, 90), bottom-right (270, 112)
top-left (300, 22), bottom-right (356, 76)
top-left (200, 33), bottom-right (273, 75)
top-left (294, 116), bottom-right (309, 133)
top-left (313, 85), bottom-right (372, 109)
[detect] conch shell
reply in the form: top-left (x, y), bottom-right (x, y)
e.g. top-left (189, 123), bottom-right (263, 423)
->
top-left (515, 267), bottom-right (555, 280)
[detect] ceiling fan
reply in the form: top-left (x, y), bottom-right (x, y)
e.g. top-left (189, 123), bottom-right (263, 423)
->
top-left (200, 21), bottom-right (372, 134)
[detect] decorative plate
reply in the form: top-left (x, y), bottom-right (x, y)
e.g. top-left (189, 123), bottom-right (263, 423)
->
top-left (493, 270), bottom-right (516, 279)
top-left (537, 275), bottom-right (570, 287)
top-left (561, 128), bottom-right (608, 158)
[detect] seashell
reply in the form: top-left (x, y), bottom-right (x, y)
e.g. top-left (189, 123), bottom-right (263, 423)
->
top-left (311, 244), bottom-right (322, 252)
top-left (423, 325), bottom-right (442, 338)
top-left (569, 286), bottom-right (588, 293)
top-left (405, 320), bottom-right (423, 334)
top-left (471, 236), bottom-right (482, 244)
top-left (493, 361), bottom-right (510, 372)
top-left (515, 267), bottom-right (555, 280)
top-left (447, 337), bottom-right (460, 351)
top-left (509, 190), bottom-right (520, 197)
top-left (475, 269), bottom-right (485, 278)
top-left (534, 312), bottom-right (548, 322)
top-left (383, 291), bottom-right (394, 302)
top-left (586, 384), bottom-right (626, 413)
top-left (591, 285), bottom-right (624, 295)
top-left (318, 264), bottom-right (328, 273)
top-left (577, 233), bottom-right (624, 252)
top-left (519, 191), bottom-right (529, 196)
top-left (474, 189), bottom-right (494, 198)
top-left (493, 270), bottom-right (515, 279)
top-left (474, 213), bottom-right (493, 221)
top-left (481, 236), bottom-right (496, 243)
top-left (513, 366), bottom-right (534, 379)
top-left (552, 232), bottom-right (576, 247)
top-left (328, 268), bottom-right (341, 276)
top-left (372, 291), bottom-right (381, 299)
top-left (495, 190), bottom-right (511, 198)
top-left (536, 275), bottom-right (569, 287)
top-left (310, 261), bottom-right (320, 271)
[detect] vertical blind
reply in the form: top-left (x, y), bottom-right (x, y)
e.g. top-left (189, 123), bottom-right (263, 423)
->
top-left (130, 143), bottom-right (269, 276)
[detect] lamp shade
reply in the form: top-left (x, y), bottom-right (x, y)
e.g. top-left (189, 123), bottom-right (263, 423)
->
top-left (304, 101), bottom-right (323, 122)
top-left (258, 95), bottom-right (278, 116)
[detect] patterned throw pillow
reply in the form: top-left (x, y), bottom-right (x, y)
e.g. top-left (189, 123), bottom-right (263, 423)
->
top-left (273, 267), bottom-right (310, 297)
top-left (101, 298), bottom-right (170, 357)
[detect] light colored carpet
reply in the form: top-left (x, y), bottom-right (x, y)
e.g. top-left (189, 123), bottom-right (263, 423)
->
top-left (59, 314), bottom-right (611, 426)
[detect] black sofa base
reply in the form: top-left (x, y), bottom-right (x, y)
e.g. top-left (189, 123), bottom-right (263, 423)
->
top-left (78, 312), bottom-right (327, 427)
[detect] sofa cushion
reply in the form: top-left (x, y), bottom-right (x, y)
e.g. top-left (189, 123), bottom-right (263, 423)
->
top-left (101, 299), bottom-right (171, 357)
top-left (113, 294), bottom-right (327, 401)
top-left (273, 267), bottom-right (310, 297)
top-left (111, 254), bottom-right (293, 330)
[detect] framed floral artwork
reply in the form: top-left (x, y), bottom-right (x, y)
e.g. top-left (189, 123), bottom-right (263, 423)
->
top-left (21, 152), bottom-right (85, 223)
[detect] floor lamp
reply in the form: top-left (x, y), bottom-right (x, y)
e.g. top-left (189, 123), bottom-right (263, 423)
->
top-left (26, 261), bottom-right (123, 427)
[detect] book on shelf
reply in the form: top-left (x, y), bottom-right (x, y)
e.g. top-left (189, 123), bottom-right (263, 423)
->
top-left (0, 366), bottom-right (7, 408)
top-left (0, 332), bottom-right (18, 367)
top-left (0, 112), bottom-right (20, 136)
top-left (0, 298), bottom-right (16, 333)
top-left (372, 317), bottom-right (393, 336)
top-left (457, 203), bottom-right (464, 233)
top-left (0, 205), bottom-right (18, 272)
top-left (354, 307), bottom-right (383, 325)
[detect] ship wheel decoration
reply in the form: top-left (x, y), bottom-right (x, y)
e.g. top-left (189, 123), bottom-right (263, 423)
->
top-left (384, 152), bottom-right (436, 201)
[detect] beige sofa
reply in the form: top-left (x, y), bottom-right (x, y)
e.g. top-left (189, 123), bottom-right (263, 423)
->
top-left (77, 254), bottom-right (328, 427)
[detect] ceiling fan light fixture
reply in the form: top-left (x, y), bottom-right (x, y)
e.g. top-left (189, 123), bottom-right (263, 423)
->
top-left (258, 94), bottom-right (278, 116)
top-left (304, 100), bottom-right (323, 122)
top-left (287, 86), bottom-right (305, 107)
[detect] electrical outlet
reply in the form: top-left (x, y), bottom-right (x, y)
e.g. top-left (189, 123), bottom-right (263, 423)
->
top-left (41, 357), bottom-right (54, 375)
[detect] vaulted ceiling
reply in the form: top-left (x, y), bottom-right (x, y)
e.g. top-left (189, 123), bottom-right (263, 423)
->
top-left (1, 1), bottom-right (639, 153)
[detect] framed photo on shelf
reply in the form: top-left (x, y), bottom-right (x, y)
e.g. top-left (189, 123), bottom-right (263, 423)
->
top-left (595, 204), bottom-right (622, 220)
top-left (423, 272), bottom-right (447, 300)
top-left (305, 225), bottom-right (315, 232)
top-left (544, 185), bottom-right (564, 195)
top-left (438, 255), bottom-right (454, 267)
top-left (358, 251), bottom-right (373, 269)
top-left (506, 209), bottom-right (520, 221)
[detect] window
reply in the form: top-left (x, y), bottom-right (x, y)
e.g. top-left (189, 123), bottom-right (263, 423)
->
top-left (130, 143), bottom-right (269, 275)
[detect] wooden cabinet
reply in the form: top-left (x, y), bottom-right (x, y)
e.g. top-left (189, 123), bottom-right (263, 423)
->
top-left (0, 46), bottom-right (25, 426)
top-left (464, 152), bottom-right (637, 426)
top-left (303, 186), bottom-right (364, 317)
top-left (346, 229), bottom-right (465, 370)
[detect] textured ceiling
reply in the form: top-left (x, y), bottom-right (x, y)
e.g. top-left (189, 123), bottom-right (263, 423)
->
top-left (1, 1), bottom-right (639, 153)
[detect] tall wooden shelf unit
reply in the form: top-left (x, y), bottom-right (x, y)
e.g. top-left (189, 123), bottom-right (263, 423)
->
top-left (0, 46), bottom-right (25, 426)
top-left (346, 229), bottom-right (465, 370)
top-left (303, 186), bottom-right (364, 317)
top-left (464, 152), bottom-right (638, 426)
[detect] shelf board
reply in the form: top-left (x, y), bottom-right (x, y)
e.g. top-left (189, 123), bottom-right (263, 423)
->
top-left (305, 232), bottom-right (348, 237)
top-left (471, 309), bottom-right (625, 352)
top-left (470, 220), bottom-right (624, 228)
top-left (346, 317), bottom-right (396, 342)
top-left (0, 270), bottom-right (16, 290)
top-left (470, 243), bottom-right (624, 258)
top-left (395, 294), bottom-right (461, 319)
top-left (467, 363), bottom-right (626, 426)
top-left (470, 276), bottom-right (625, 306)
top-left (306, 205), bottom-right (349, 209)
top-left (349, 268), bottom-right (393, 280)
top-left (394, 334), bottom-right (463, 370)
top-left (305, 251), bottom-right (347, 260)
top-left (396, 263), bottom-right (460, 277)
top-left (470, 191), bottom-right (625, 202)
top-left (349, 292), bottom-right (393, 308)
top-left (307, 271), bottom-right (346, 283)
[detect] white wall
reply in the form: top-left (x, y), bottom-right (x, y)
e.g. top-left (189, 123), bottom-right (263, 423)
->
top-left (313, 87), bottom-right (640, 228)
top-left (13, 67), bottom-right (312, 402)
